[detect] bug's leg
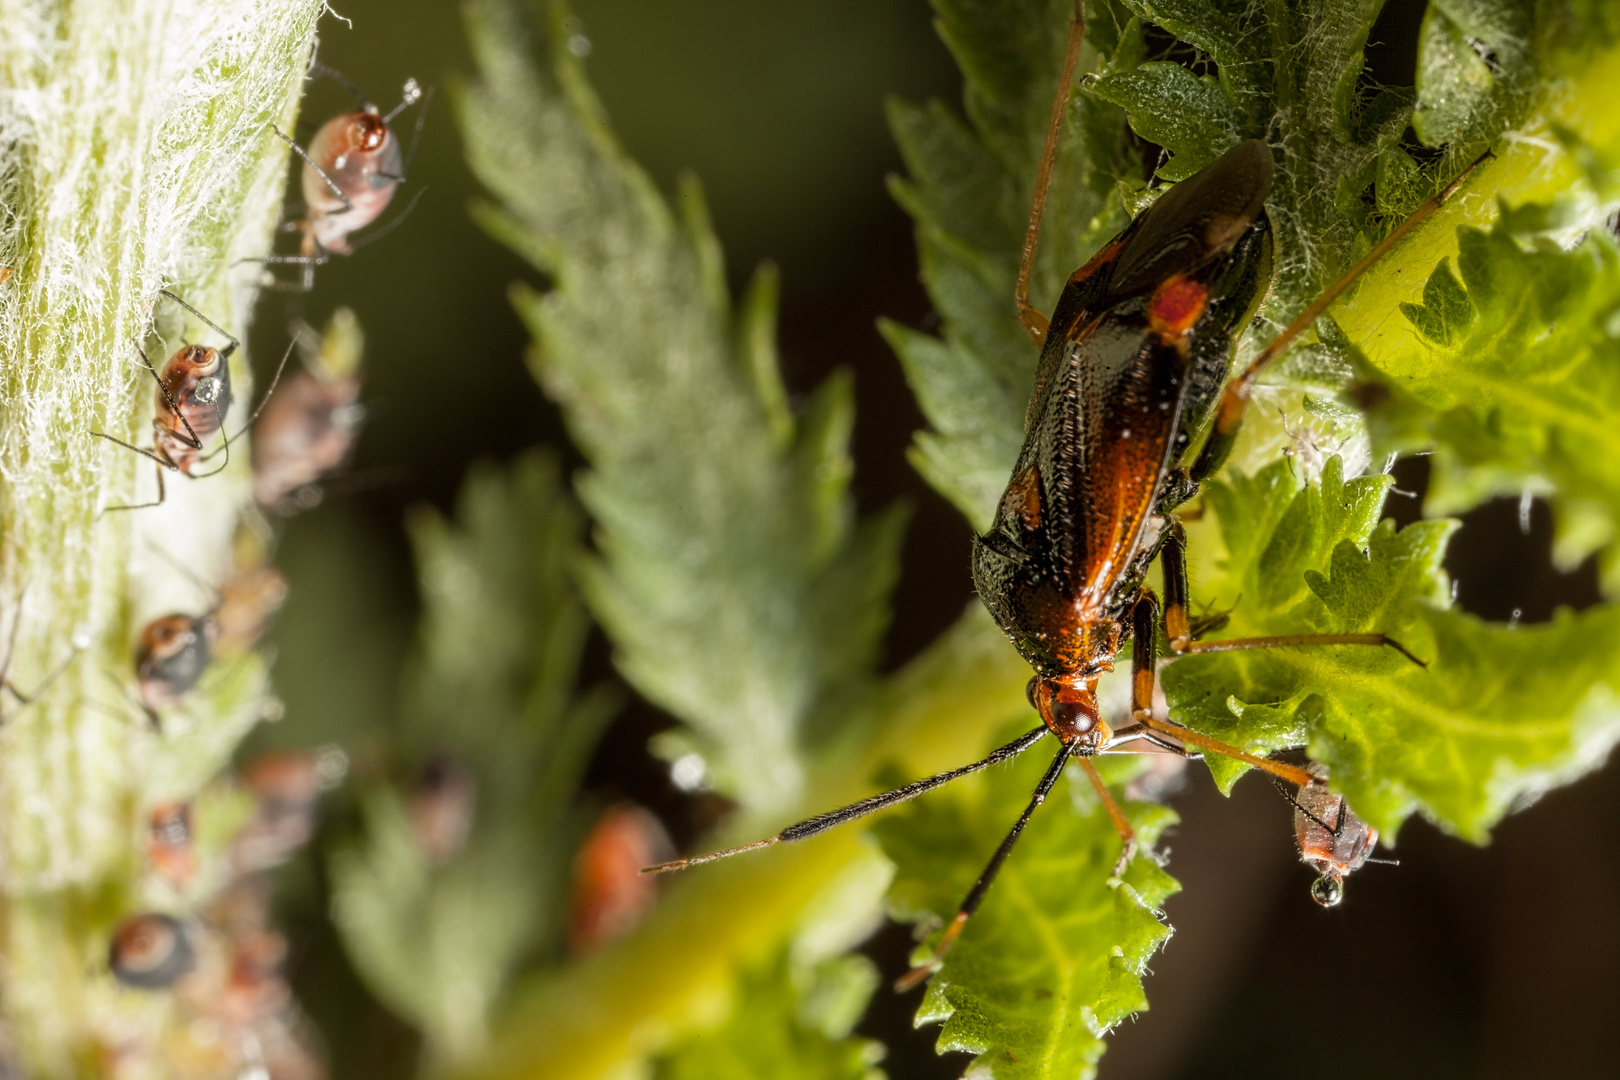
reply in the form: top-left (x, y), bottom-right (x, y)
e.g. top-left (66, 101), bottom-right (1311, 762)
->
top-left (1078, 754), bottom-right (1137, 878)
top-left (641, 726), bottom-right (1050, 876)
top-left (1191, 148), bottom-right (1493, 481)
top-left (1014, 1), bottom-right (1085, 346)
top-left (896, 741), bottom-right (1075, 992)
top-left (1160, 516), bottom-right (1423, 664)
top-left (1130, 584), bottom-right (1318, 789)
top-left (343, 186), bottom-right (430, 255)
top-left (248, 245), bottom-right (331, 293)
top-left (158, 289), bottom-right (239, 358)
top-left (1174, 631), bottom-right (1425, 667)
top-left (92, 444), bottom-right (173, 513)
top-left (3, 640), bottom-right (85, 710)
top-left (270, 126), bottom-right (355, 219)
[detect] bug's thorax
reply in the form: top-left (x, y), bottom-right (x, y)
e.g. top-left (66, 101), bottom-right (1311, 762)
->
top-left (302, 108), bottom-right (403, 253)
top-left (153, 344), bottom-right (230, 471)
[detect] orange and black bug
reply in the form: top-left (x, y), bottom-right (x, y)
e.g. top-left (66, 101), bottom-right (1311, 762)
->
top-left (91, 290), bottom-right (293, 511)
top-left (644, 8), bottom-right (1482, 987)
top-left (254, 63), bottom-right (430, 291)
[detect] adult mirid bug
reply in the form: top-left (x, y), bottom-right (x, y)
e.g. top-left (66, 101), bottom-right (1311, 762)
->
top-left (255, 64), bottom-right (430, 291)
top-left (644, 7), bottom-right (1481, 988)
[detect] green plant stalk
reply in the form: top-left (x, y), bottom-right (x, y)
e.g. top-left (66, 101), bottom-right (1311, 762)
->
top-left (1336, 38), bottom-right (1620, 361)
top-left (449, 607), bottom-right (1030, 1080)
top-left (0, 1), bottom-right (320, 1072)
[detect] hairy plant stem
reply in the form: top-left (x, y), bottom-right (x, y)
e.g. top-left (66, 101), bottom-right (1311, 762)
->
top-left (0, 0), bottom-right (320, 1071)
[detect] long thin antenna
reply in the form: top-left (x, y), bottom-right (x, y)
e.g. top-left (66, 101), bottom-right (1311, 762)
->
top-left (641, 727), bottom-right (1050, 875)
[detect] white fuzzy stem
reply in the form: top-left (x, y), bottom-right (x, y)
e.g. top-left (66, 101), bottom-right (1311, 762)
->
top-left (0, 0), bottom-right (321, 1071)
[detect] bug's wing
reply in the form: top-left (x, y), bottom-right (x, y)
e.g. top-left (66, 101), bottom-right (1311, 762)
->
top-left (1048, 315), bottom-right (1189, 614)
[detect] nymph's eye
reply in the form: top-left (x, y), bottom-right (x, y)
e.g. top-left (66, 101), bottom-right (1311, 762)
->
top-left (1025, 677), bottom-right (1039, 709)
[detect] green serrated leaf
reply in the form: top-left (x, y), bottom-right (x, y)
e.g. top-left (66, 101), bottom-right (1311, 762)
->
top-left (458, 0), bottom-right (904, 812)
top-left (1166, 456), bottom-right (1620, 842)
top-left (884, 0), bottom-right (1130, 528)
top-left (1356, 224), bottom-right (1620, 589)
top-left (875, 748), bottom-right (1176, 1080)
top-left (332, 453), bottom-right (611, 1066)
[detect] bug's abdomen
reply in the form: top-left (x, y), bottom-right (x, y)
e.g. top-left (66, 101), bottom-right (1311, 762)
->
top-left (302, 112), bottom-right (404, 254)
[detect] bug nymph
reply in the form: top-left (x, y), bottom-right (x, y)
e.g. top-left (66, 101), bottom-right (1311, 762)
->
top-left (258, 65), bottom-right (429, 291)
top-left (93, 290), bottom-right (295, 511)
top-left (134, 612), bottom-right (218, 729)
top-left (152, 343), bottom-right (233, 474)
top-left (1290, 765), bottom-right (1381, 907)
top-left (109, 913), bottom-right (195, 990)
top-left (251, 324), bottom-right (365, 512)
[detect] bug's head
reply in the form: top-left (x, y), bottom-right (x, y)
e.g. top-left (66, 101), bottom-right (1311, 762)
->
top-left (351, 111), bottom-right (389, 152)
top-left (1027, 676), bottom-right (1107, 748)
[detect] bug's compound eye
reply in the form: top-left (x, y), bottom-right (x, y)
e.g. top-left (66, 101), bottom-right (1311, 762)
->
top-left (1049, 687), bottom-right (1099, 737)
top-left (1033, 679), bottom-right (1100, 741)
top-left (1025, 676), bottom-right (1040, 709)
top-left (191, 375), bottom-right (220, 406)
top-left (1310, 873), bottom-right (1345, 908)
top-left (354, 112), bottom-right (388, 151)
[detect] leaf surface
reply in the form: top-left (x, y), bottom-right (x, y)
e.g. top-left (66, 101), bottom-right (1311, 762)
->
top-left (876, 752), bottom-right (1176, 1080)
top-left (1165, 456), bottom-right (1620, 843)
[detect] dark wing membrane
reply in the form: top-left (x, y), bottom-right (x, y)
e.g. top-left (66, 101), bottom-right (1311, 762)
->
top-left (1051, 316), bottom-right (1186, 613)
top-left (970, 308), bottom-right (1188, 676)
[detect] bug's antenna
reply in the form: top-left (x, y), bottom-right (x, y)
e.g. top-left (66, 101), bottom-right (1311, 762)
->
top-left (309, 61), bottom-right (372, 109)
top-left (382, 77), bottom-right (424, 126)
top-left (1013, 6), bottom-right (1087, 346)
top-left (641, 727), bottom-right (1050, 875)
top-left (379, 86), bottom-right (434, 183)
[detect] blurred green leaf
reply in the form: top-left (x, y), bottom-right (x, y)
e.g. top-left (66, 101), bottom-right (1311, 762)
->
top-left (332, 453), bottom-right (612, 1066)
top-left (458, 0), bottom-right (903, 816)
top-left (881, 0), bottom-right (1130, 526)
top-left (654, 949), bottom-right (885, 1080)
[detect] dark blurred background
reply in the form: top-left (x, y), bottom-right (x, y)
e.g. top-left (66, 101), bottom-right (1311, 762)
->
top-left (242, 2), bottom-right (1616, 1077)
